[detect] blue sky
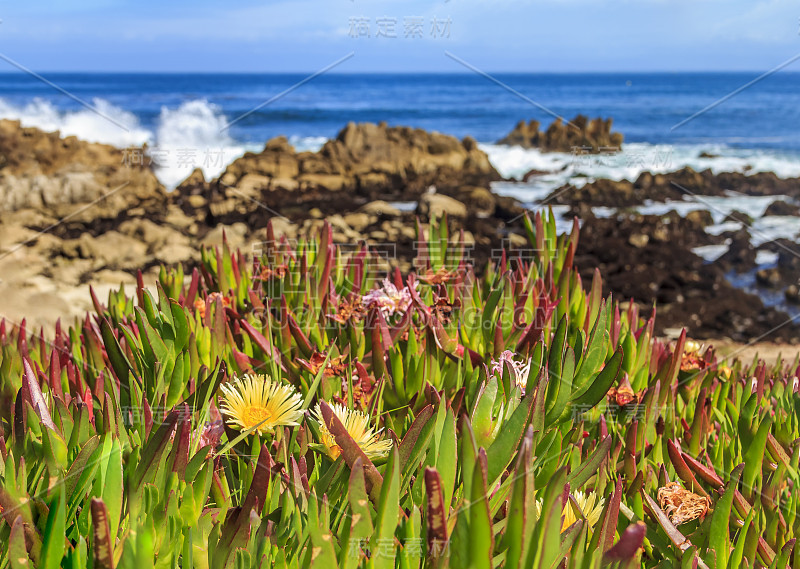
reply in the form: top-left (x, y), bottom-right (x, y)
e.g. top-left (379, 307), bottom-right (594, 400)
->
top-left (0, 0), bottom-right (799, 72)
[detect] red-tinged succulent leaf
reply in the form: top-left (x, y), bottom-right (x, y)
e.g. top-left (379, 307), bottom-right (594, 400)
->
top-left (397, 404), bottom-right (435, 473)
top-left (603, 521), bottom-right (646, 562)
top-left (368, 308), bottom-right (392, 379)
top-left (430, 315), bottom-right (458, 353)
top-left (90, 499), bottom-right (114, 569)
top-left (22, 358), bottom-right (58, 433)
top-left (467, 348), bottom-right (483, 368)
top-left (319, 401), bottom-right (384, 502)
top-left (424, 467), bottom-right (449, 555)
top-left (89, 285), bottom-right (105, 318)
top-left (241, 444), bottom-right (275, 519)
top-left (8, 515), bottom-right (32, 567)
top-left (681, 452), bottom-right (724, 488)
top-left (12, 389), bottom-right (25, 451)
top-left (217, 444), bottom-right (275, 566)
top-left (316, 221), bottom-right (334, 302)
top-left (664, 329), bottom-right (686, 384)
top-left (666, 440), bottom-right (711, 499)
top-left (100, 319), bottom-right (134, 409)
top-left (567, 435), bottom-right (612, 490)
top-left (64, 435), bottom-right (101, 502)
top-left (590, 476), bottom-right (623, 554)
top-left (231, 348), bottom-right (253, 373)
top-left (48, 349), bottom-right (63, 400)
top-left (389, 307), bottom-right (414, 343)
top-left (239, 320), bottom-right (286, 372)
top-left (131, 407), bottom-right (179, 493)
top-left (281, 297), bottom-right (314, 357)
top-left (406, 275), bottom-right (429, 317)
top-left (168, 404), bottom-right (191, 479)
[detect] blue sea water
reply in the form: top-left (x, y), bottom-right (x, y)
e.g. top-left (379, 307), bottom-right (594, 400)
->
top-left (1, 71), bottom-right (799, 148)
top-left (1, 71), bottom-right (800, 190)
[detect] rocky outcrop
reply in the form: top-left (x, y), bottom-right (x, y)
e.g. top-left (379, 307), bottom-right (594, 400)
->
top-left (498, 115), bottom-right (623, 152)
top-left (764, 200), bottom-right (800, 217)
top-left (0, 120), bottom-right (527, 331)
top-left (0, 119), bottom-right (166, 220)
top-left (574, 212), bottom-right (799, 342)
top-left (547, 167), bottom-right (800, 208)
top-left (184, 122), bottom-right (502, 215)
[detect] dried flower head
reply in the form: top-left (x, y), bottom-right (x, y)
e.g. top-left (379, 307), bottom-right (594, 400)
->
top-left (312, 402), bottom-right (393, 460)
top-left (657, 482), bottom-right (711, 525)
top-left (607, 373), bottom-right (639, 406)
top-left (219, 374), bottom-right (304, 434)
top-left (680, 340), bottom-right (706, 372)
top-left (257, 263), bottom-right (289, 281)
top-left (194, 292), bottom-right (232, 319)
top-left (329, 293), bottom-right (366, 324)
top-left (431, 295), bottom-right (461, 325)
top-left (420, 266), bottom-right (458, 285)
top-left (297, 351), bottom-right (349, 378)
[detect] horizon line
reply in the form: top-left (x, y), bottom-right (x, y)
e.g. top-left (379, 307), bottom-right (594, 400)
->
top-left (1, 69), bottom-right (800, 75)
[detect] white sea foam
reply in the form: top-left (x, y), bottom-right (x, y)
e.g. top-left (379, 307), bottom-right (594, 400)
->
top-left (692, 242), bottom-right (731, 262)
top-left (152, 100), bottom-right (251, 189)
top-left (755, 250), bottom-right (779, 266)
top-left (289, 135), bottom-right (327, 153)
top-left (638, 194), bottom-right (790, 224)
top-left (0, 96), bottom-right (255, 189)
top-left (749, 216), bottom-right (800, 247)
top-left (0, 97), bottom-right (151, 148)
top-left (481, 142), bottom-right (800, 190)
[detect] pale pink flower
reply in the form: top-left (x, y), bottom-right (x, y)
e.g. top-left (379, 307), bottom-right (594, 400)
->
top-left (362, 278), bottom-right (417, 317)
top-left (491, 350), bottom-right (532, 390)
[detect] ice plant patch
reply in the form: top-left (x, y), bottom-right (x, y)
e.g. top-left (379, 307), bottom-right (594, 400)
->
top-left (0, 212), bottom-right (797, 568)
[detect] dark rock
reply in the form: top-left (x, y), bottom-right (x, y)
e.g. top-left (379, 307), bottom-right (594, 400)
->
top-left (763, 200), bottom-right (800, 217)
top-left (756, 268), bottom-right (782, 287)
top-left (521, 169), bottom-right (551, 182)
top-left (723, 210), bottom-right (753, 225)
top-left (717, 229), bottom-right (756, 272)
top-left (497, 115), bottom-right (623, 153)
top-left (573, 213), bottom-right (799, 342)
top-left (547, 166), bottom-right (800, 208)
top-left (686, 210), bottom-right (714, 227)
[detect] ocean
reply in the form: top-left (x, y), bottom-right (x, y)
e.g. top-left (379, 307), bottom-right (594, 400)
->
top-left (1, 72), bottom-right (800, 191)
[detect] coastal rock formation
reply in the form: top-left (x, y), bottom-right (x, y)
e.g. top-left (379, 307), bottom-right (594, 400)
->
top-left (764, 200), bottom-right (800, 217)
top-left (189, 122), bottom-right (502, 209)
top-left (498, 115), bottom-right (623, 152)
top-left (0, 119), bottom-right (165, 219)
top-left (547, 167), bottom-right (800, 207)
top-left (0, 120), bottom-right (521, 330)
top-left (574, 212), bottom-right (798, 342)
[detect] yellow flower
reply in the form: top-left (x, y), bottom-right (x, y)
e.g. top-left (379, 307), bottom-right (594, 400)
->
top-left (312, 402), bottom-right (393, 460)
top-left (219, 374), bottom-right (303, 434)
top-left (535, 491), bottom-right (605, 532)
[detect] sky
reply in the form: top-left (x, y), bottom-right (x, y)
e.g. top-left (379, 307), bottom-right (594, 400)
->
top-left (0, 0), bottom-right (799, 72)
